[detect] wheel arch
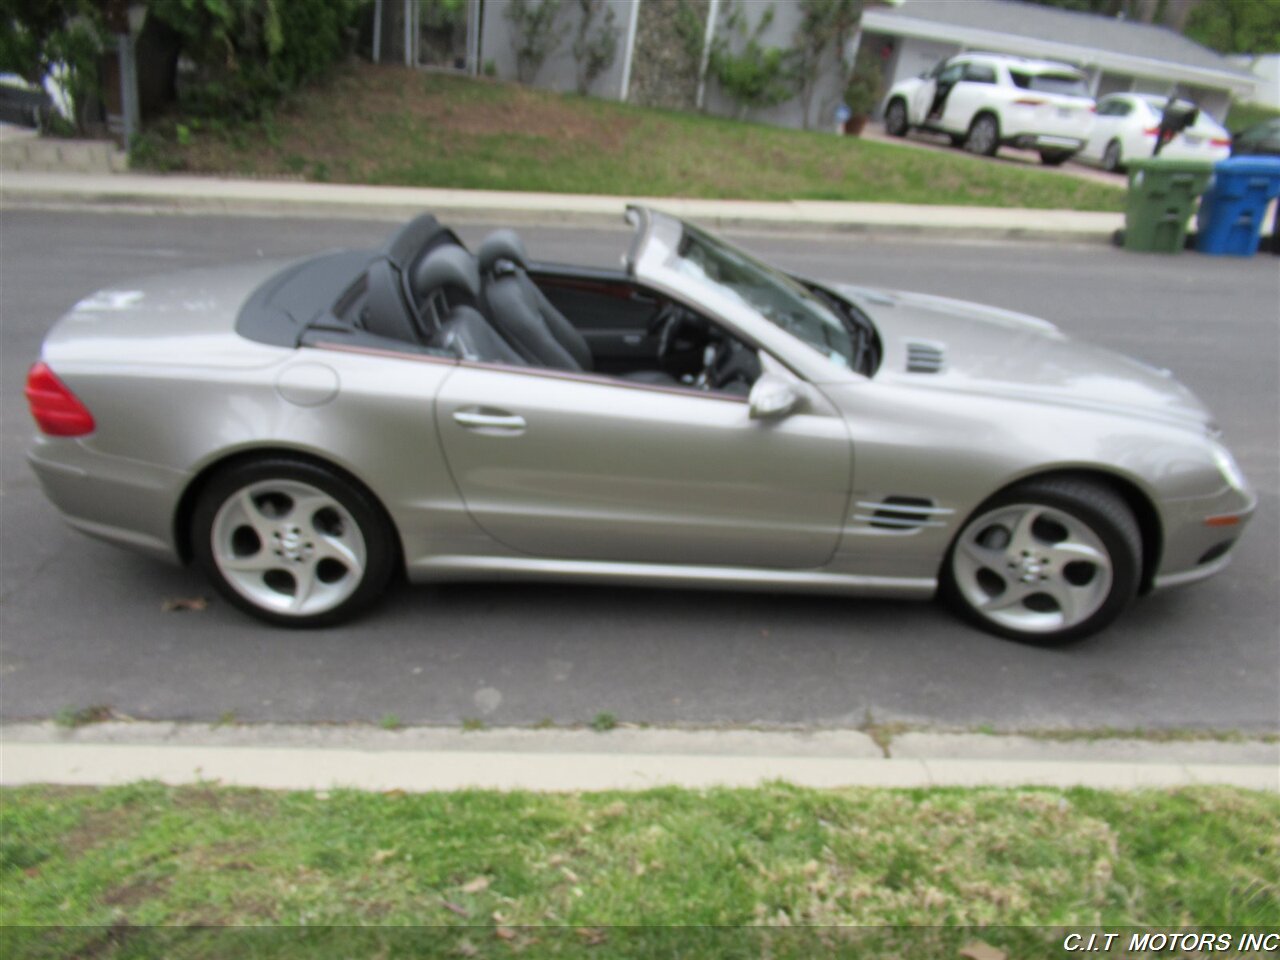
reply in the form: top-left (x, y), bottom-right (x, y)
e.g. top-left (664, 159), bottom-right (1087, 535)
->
top-left (173, 446), bottom-right (405, 574)
top-left (955, 467), bottom-right (1163, 594)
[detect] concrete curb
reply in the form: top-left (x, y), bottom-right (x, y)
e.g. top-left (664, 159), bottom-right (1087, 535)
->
top-left (0, 171), bottom-right (1125, 242)
top-left (3, 723), bottom-right (1274, 793)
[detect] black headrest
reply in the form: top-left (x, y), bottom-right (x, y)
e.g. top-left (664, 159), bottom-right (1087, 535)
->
top-left (477, 229), bottom-right (528, 274)
top-left (412, 245), bottom-right (481, 301)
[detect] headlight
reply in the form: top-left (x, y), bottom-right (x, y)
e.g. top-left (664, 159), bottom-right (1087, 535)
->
top-left (1211, 443), bottom-right (1248, 492)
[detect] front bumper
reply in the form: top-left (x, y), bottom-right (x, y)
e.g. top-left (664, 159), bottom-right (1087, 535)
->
top-left (1151, 484), bottom-right (1257, 591)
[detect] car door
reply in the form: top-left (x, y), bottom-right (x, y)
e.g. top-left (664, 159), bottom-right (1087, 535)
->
top-left (1085, 96), bottom-right (1127, 160)
top-left (941, 60), bottom-right (998, 133)
top-left (909, 60), bottom-right (945, 125)
top-left (923, 61), bottom-right (966, 128)
top-left (434, 363), bottom-right (852, 568)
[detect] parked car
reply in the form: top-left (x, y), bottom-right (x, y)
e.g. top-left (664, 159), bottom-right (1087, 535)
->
top-left (882, 53), bottom-right (1095, 164)
top-left (0, 69), bottom-right (71, 128)
top-left (25, 209), bottom-right (1254, 644)
top-left (1078, 93), bottom-right (1232, 172)
top-left (1230, 117), bottom-right (1280, 157)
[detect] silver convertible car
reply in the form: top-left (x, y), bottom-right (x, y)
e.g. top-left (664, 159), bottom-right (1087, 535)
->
top-left (26, 209), bottom-right (1254, 644)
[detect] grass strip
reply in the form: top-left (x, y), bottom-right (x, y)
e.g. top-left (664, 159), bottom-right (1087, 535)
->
top-left (132, 65), bottom-right (1126, 213)
top-left (2, 781), bottom-right (1275, 957)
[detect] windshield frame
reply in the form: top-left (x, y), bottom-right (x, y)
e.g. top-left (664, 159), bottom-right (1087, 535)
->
top-left (627, 207), bottom-right (872, 386)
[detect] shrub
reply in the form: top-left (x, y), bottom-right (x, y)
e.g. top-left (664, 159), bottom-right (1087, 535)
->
top-left (149, 0), bottom-right (362, 121)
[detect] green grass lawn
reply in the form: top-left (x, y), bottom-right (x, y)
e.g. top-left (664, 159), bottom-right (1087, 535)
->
top-left (3, 782), bottom-right (1275, 958)
top-left (132, 64), bottom-right (1126, 212)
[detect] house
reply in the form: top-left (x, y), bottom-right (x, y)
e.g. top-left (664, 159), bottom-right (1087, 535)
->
top-left (467, 0), bottom-right (1255, 128)
top-left (861, 0), bottom-right (1257, 122)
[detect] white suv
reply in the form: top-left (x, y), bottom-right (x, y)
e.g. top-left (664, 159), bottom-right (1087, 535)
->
top-left (883, 54), bottom-right (1096, 165)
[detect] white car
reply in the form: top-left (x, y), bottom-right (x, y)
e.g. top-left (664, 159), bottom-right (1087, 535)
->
top-left (1077, 93), bottom-right (1232, 172)
top-left (883, 54), bottom-right (1095, 165)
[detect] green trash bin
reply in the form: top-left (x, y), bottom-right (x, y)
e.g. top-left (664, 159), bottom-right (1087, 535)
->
top-left (1123, 158), bottom-right (1215, 253)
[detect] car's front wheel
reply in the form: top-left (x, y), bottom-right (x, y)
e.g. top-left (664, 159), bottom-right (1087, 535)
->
top-left (965, 113), bottom-right (1000, 156)
top-left (884, 99), bottom-right (909, 137)
top-left (192, 457), bottom-right (397, 627)
top-left (940, 478), bottom-right (1141, 645)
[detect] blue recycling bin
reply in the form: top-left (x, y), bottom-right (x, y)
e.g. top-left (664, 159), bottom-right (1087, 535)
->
top-left (1195, 156), bottom-right (1280, 257)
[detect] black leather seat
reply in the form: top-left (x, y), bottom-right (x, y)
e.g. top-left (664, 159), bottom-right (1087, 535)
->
top-left (477, 230), bottom-right (675, 384)
top-left (411, 244), bottom-right (525, 366)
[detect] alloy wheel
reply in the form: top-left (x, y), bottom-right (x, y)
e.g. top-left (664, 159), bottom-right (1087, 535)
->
top-left (950, 502), bottom-right (1115, 635)
top-left (210, 479), bottom-right (368, 617)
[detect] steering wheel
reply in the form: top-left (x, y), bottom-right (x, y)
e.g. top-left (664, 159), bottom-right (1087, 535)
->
top-left (646, 303), bottom-right (686, 358)
top-left (699, 338), bottom-right (759, 393)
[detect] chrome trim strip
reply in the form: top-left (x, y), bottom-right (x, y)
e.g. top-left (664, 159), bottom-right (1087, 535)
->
top-left (311, 341), bottom-right (458, 366)
top-left (452, 359), bottom-right (750, 403)
top-left (851, 516), bottom-right (946, 529)
top-left (410, 555), bottom-right (937, 597)
top-left (854, 501), bottom-right (954, 516)
top-left (312, 340), bottom-right (748, 403)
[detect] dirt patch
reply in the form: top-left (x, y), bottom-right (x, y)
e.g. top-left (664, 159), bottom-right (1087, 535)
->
top-left (61, 807), bottom-right (140, 861)
top-left (101, 875), bottom-right (170, 908)
top-left (356, 65), bottom-right (636, 150)
top-left (169, 785), bottom-right (279, 818)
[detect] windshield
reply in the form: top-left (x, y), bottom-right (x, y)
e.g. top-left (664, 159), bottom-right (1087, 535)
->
top-left (672, 224), bottom-right (856, 370)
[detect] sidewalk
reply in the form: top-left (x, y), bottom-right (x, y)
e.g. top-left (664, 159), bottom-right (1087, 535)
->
top-left (0, 170), bottom-right (1126, 241)
top-left (3, 722), bottom-right (1275, 793)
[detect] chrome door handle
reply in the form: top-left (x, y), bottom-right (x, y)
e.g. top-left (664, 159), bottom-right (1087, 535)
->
top-left (452, 410), bottom-right (527, 431)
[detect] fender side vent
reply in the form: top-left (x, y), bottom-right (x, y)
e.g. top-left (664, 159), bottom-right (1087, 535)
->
top-left (854, 496), bottom-right (954, 531)
top-left (906, 340), bottom-right (945, 373)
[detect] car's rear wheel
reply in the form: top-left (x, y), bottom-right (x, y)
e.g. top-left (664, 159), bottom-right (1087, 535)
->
top-left (1039, 149), bottom-right (1072, 166)
top-left (192, 458), bottom-right (397, 627)
top-left (884, 99), bottom-right (909, 137)
top-left (965, 113), bottom-right (1000, 156)
top-left (940, 478), bottom-right (1141, 645)
top-left (1102, 139), bottom-right (1123, 172)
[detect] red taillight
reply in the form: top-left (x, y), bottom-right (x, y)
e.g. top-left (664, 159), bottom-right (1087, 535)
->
top-left (1210, 137), bottom-right (1231, 147)
top-left (1143, 127), bottom-right (1160, 136)
top-left (25, 362), bottom-right (95, 436)
top-left (1013, 98), bottom-right (1045, 107)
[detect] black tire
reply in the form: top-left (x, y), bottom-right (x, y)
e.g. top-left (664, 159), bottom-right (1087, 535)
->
top-left (964, 113), bottom-right (1000, 157)
top-left (939, 477), bottom-right (1142, 646)
top-left (1102, 139), bottom-right (1123, 173)
top-left (191, 457), bottom-right (397, 628)
top-left (1039, 150), bottom-right (1072, 166)
top-left (884, 99), bottom-right (909, 137)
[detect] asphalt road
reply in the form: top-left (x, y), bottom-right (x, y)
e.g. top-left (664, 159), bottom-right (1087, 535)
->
top-left (2, 210), bottom-right (1276, 732)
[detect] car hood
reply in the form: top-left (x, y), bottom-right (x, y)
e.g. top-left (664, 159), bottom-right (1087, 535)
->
top-left (835, 284), bottom-right (1215, 431)
top-left (42, 259), bottom-right (297, 368)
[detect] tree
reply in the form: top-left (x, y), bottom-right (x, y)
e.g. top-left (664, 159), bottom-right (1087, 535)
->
top-left (148, 0), bottom-right (361, 121)
top-left (505, 0), bottom-right (564, 84)
top-left (0, 0), bottom-right (105, 133)
top-left (1184, 0), bottom-right (1280, 54)
top-left (792, 0), bottom-right (861, 130)
top-left (571, 0), bottom-right (618, 95)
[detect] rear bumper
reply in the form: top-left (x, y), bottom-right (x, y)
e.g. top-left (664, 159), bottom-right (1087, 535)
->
top-left (28, 436), bottom-right (185, 564)
top-left (1010, 134), bottom-right (1084, 151)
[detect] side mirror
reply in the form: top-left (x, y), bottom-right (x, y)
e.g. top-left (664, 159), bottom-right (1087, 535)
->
top-left (748, 374), bottom-right (800, 420)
